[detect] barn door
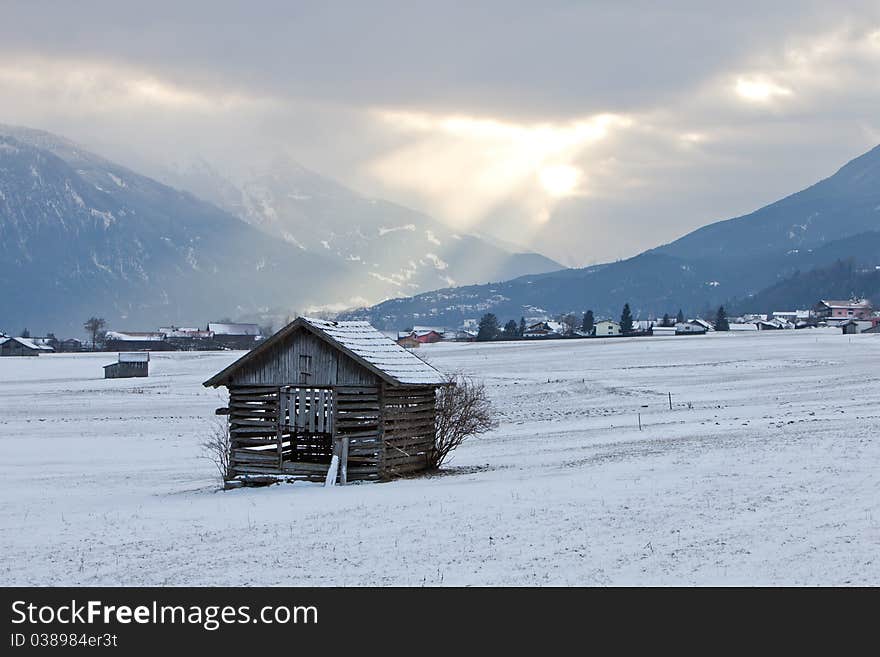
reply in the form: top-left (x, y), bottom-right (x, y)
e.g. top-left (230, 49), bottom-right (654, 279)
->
top-left (278, 387), bottom-right (346, 482)
top-left (280, 387), bottom-right (335, 435)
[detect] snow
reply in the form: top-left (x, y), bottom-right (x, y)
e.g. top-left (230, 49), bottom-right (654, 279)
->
top-left (378, 224), bottom-right (416, 236)
top-left (423, 253), bottom-right (448, 270)
top-left (1, 329), bottom-right (879, 585)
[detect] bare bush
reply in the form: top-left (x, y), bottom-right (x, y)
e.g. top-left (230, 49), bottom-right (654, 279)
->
top-left (202, 418), bottom-right (232, 484)
top-left (430, 374), bottom-right (497, 469)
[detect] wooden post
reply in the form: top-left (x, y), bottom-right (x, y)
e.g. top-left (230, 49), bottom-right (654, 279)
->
top-left (668, 392), bottom-right (673, 410)
top-left (377, 383), bottom-right (387, 479)
top-left (324, 452), bottom-right (339, 487)
top-left (276, 387), bottom-right (283, 469)
top-left (638, 413), bottom-right (642, 431)
top-left (340, 437), bottom-right (349, 485)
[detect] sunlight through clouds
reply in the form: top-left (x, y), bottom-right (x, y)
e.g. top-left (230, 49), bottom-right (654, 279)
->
top-left (734, 76), bottom-right (793, 102)
top-left (367, 110), bottom-right (631, 229)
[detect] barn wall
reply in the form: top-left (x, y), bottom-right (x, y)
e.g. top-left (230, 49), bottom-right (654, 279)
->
top-left (228, 384), bottom-right (284, 477)
top-left (230, 329), bottom-right (378, 387)
top-left (104, 362), bottom-right (149, 378)
top-left (379, 384), bottom-right (437, 479)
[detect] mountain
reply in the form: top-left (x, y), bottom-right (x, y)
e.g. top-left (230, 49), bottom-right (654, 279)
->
top-left (159, 156), bottom-right (563, 296)
top-left (0, 126), bottom-right (361, 334)
top-left (0, 125), bottom-right (561, 335)
top-left (341, 144), bottom-right (880, 329)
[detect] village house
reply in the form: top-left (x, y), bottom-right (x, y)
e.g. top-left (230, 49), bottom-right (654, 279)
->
top-left (397, 327), bottom-right (445, 344)
top-left (104, 331), bottom-right (169, 351)
top-left (59, 338), bottom-right (83, 352)
top-left (755, 318), bottom-right (793, 330)
top-left (207, 322), bottom-right (263, 349)
top-left (396, 335), bottom-right (421, 348)
top-left (675, 321), bottom-right (708, 335)
top-left (0, 336), bottom-right (53, 356)
top-left (594, 320), bottom-right (622, 337)
top-left (772, 310), bottom-right (813, 323)
top-left (524, 321), bottom-right (564, 337)
top-left (814, 298), bottom-right (873, 323)
top-left (27, 336), bottom-right (57, 351)
top-left (203, 317), bottom-right (446, 484)
top-left (160, 326), bottom-right (215, 350)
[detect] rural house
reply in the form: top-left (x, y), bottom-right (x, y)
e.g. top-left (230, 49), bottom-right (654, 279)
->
top-left (524, 321), bottom-right (564, 337)
top-left (104, 331), bottom-right (169, 351)
top-left (0, 336), bottom-right (53, 356)
top-left (203, 317), bottom-right (447, 484)
top-left (593, 320), bottom-right (621, 337)
top-left (814, 298), bottom-right (873, 322)
top-left (207, 322), bottom-right (263, 349)
top-left (675, 321), bottom-right (708, 335)
top-left (397, 327), bottom-right (444, 344)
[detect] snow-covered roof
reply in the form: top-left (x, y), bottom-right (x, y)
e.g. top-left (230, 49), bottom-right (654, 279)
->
top-left (119, 352), bottom-right (150, 363)
top-left (819, 299), bottom-right (872, 309)
top-left (412, 326), bottom-right (445, 334)
top-left (204, 316), bottom-right (445, 388)
top-left (105, 331), bottom-right (166, 342)
top-left (208, 323), bottom-right (261, 336)
top-left (0, 336), bottom-right (52, 350)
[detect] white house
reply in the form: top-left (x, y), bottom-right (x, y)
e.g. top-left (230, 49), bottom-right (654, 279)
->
top-left (675, 321), bottom-right (707, 335)
top-left (594, 320), bottom-right (621, 336)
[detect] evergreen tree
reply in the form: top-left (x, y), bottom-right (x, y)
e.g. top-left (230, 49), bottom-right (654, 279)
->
top-left (715, 305), bottom-right (730, 331)
top-left (503, 319), bottom-right (519, 338)
top-left (581, 310), bottom-right (594, 335)
top-left (519, 317), bottom-right (526, 337)
top-left (620, 303), bottom-right (634, 334)
top-left (676, 309), bottom-right (685, 324)
top-left (477, 313), bottom-right (500, 342)
top-left (662, 313), bottom-right (671, 327)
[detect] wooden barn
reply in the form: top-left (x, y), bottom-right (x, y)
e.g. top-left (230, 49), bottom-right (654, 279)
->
top-left (203, 317), bottom-right (447, 484)
top-left (104, 352), bottom-right (150, 378)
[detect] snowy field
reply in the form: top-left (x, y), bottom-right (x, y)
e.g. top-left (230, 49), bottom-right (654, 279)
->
top-left (1, 329), bottom-right (878, 586)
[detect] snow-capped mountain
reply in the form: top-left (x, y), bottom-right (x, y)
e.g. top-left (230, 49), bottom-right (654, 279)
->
top-left (159, 156), bottom-right (562, 296)
top-left (0, 126), bottom-right (361, 334)
top-left (342, 143), bottom-right (880, 328)
top-left (0, 124), bottom-right (561, 334)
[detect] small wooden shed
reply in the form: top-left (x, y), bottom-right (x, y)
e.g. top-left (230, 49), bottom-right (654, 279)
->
top-left (203, 317), bottom-right (446, 483)
top-left (104, 352), bottom-right (150, 378)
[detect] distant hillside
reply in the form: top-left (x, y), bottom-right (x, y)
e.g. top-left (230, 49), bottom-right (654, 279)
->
top-left (159, 156), bottom-right (563, 295)
top-left (733, 259), bottom-right (880, 315)
top-left (341, 144), bottom-right (880, 329)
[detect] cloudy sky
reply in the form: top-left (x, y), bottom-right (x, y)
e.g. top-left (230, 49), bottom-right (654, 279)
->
top-left (3, 1), bottom-right (880, 265)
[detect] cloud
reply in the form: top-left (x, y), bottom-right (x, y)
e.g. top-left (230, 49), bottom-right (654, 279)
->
top-left (1, 2), bottom-right (880, 267)
top-left (366, 109), bottom-right (630, 229)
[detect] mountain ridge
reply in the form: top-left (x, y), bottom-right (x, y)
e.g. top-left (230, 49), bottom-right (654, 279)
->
top-left (341, 143), bottom-right (880, 328)
top-left (0, 124), bottom-right (563, 334)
